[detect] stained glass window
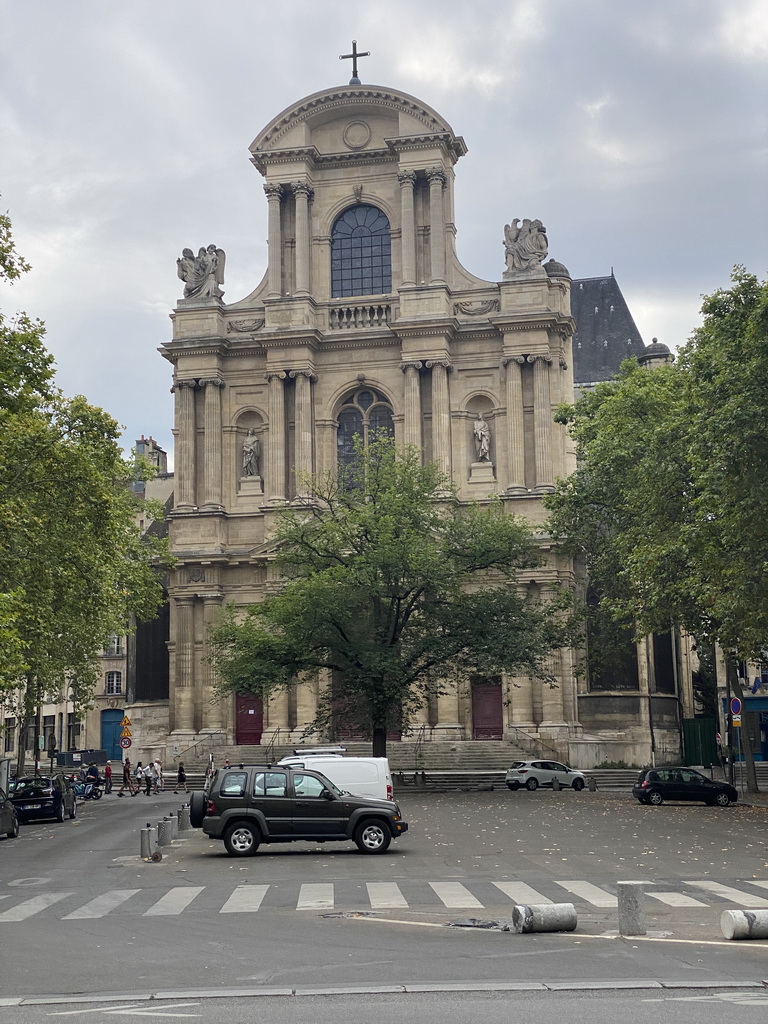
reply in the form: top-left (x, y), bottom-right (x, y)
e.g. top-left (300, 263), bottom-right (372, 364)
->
top-left (337, 387), bottom-right (394, 472)
top-left (331, 205), bottom-right (392, 298)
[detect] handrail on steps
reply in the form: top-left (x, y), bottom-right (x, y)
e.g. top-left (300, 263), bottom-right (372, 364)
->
top-left (264, 727), bottom-right (281, 764)
top-left (506, 726), bottom-right (563, 762)
top-left (174, 729), bottom-right (226, 764)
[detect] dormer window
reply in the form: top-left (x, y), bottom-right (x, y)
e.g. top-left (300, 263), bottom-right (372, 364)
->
top-left (331, 204), bottom-right (392, 298)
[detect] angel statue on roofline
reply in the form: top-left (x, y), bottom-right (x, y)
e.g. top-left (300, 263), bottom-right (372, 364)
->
top-left (503, 218), bottom-right (548, 276)
top-left (177, 243), bottom-right (226, 299)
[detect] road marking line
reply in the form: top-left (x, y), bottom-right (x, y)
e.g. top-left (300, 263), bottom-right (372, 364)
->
top-left (219, 884), bottom-right (269, 914)
top-left (746, 881), bottom-right (768, 892)
top-left (143, 887), bottom-right (205, 916)
top-left (297, 883), bottom-right (334, 910)
top-left (555, 881), bottom-right (617, 907)
top-left (63, 889), bottom-right (140, 919)
top-left (0, 892), bottom-right (72, 922)
top-left (492, 882), bottom-right (553, 905)
top-left (688, 881), bottom-right (768, 907)
top-left (645, 892), bottom-right (708, 907)
top-left (366, 882), bottom-right (409, 909)
top-left (429, 882), bottom-right (484, 908)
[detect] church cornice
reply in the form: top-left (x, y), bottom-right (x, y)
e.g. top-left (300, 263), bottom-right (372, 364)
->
top-left (386, 133), bottom-right (467, 160)
top-left (160, 337), bottom-right (233, 363)
top-left (489, 311), bottom-right (575, 337)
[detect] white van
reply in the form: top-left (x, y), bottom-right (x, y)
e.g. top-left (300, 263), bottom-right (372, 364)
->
top-left (277, 750), bottom-right (394, 802)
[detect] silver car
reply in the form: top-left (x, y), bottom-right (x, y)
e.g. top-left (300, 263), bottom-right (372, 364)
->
top-left (505, 759), bottom-right (587, 792)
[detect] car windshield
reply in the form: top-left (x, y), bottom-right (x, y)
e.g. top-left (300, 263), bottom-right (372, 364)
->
top-left (14, 777), bottom-right (52, 795)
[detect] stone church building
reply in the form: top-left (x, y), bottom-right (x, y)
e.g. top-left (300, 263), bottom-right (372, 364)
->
top-left (148, 78), bottom-right (694, 768)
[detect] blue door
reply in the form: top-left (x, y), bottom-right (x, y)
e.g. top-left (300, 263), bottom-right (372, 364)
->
top-left (101, 709), bottom-right (124, 760)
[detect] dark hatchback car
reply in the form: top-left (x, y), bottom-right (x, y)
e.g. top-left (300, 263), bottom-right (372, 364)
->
top-left (10, 774), bottom-right (77, 823)
top-left (0, 786), bottom-right (20, 839)
top-left (633, 766), bottom-right (738, 807)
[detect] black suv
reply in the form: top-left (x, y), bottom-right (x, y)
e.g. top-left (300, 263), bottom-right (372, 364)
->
top-left (632, 766), bottom-right (738, 807)
top-left (190, 764), bottom-right (408, 857)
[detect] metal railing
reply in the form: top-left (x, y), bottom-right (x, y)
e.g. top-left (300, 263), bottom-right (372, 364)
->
top-left (175, 730), bottom-right (226, 764)
top-left (506, 725), bottom-right (564, 762)
top-left (264, 727), bottom-right (282, 764)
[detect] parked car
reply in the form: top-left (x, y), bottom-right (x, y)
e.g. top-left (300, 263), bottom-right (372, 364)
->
top-left (505, 759), bottom-right (587, 791)
top-left (10, 774), bottom-right (77, 823)
top-left (277, 752), bottom-right (394, 802)
top-left (0, 786), bottom-right (20, 839)
top-left (190, 763), bottom-right (408, 857)
top-left (632, 767), bottom-right (737, 807)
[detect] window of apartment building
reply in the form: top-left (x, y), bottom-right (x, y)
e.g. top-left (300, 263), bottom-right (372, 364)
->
top-left (105, 671), bottom-right (122, 695)
top-left (42, 715), bottom-right (56, 752)
top-left (3, 717), bottom-right (15, 753)
top-left (67, 713), bottom-right (81, 751)
top-left (105, 634), bottom-right (124, 657)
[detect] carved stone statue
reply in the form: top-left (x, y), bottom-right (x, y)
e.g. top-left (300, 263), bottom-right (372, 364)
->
top-left (473, 413), bottom-right (491, 462)
top-left (503, 218), bottom-right (548, 275)
top-left (241, 428), bottom-right (260, 477)
top-left (177, 244), bottom-right (225, 299)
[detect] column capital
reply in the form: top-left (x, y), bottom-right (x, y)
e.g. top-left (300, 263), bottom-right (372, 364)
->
top-left (425, 358), bottom-right (453, 371)
top-left (501, 355), bottom-right (526, 368)
top-left (173, 378), bottom-right (198, 391)
top-left (199, 377), bottom-right (224, 388)
top-left (290, 180), bottom-right (314, 200)
top-left (289, 369), bottom-right (318, 382)
top-left (397, 169), bottom-right (417, 187)
top-left (426, 167), bottom-right (446, 188)
top-left (265, 370), bottom-right (287, 382)
top-left (263, 182), bottom-right (283, 201)
top-left (400, 360), bottom-right (423, 373)
top-left (527, 353), bottom-right (553, 366)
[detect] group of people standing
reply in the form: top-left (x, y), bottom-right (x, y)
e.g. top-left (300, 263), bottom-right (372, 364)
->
top-left (117, 758), bottom-right (188, 796)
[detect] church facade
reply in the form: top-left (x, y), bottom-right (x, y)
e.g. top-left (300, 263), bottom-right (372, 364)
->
top-left (154, 81), bottom-right (693, 768)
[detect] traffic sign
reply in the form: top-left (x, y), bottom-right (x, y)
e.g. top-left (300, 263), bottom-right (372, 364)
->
top-left (120, 728), bottom-right (132, 739)
top-left (120, 716), bottom-right (132, 727)
top-left (715, 732), bottom-right (721, 743)
top-left (120, 737), bottom-right (132, 749)
top-left (732, 715), bottom-right (742, 728)
top-left (730, 697), bottom-right (742, 715)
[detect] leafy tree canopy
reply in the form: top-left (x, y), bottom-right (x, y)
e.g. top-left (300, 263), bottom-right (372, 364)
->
top-left (211, 435), bottom-right (573, 755)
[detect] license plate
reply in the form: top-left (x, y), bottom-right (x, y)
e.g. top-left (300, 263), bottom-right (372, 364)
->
top-left (23, 804), bottom-right (41, 810)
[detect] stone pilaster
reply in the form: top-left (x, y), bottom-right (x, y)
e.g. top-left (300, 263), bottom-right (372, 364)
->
top-left (174, 379), bottom-right (198, 510)
top-left (292, 180), bottom-right (314, 295)
top-left (266, 371), bottom-right (287, 503)
top-left (426, 167), bottom-right (446, 284)
top-left (426, 359), bottom-right (452, 477)
top-left (529, 354), bottom-right (554, 492)
top-left (289, 369), bottom-right (316, 491)
top-left (174, 597), bottom-right (196, 732)
top-left (264, 183), bottom-right (283, 298)
top-left (507, 673), bottom-right (535, 731)
top-left (400, 361), bottom-right (423, 449)
top-left (539, 587), bottom-right (567, 729)
top-left (501, 356), bottom-right (526, 493)
top-left (201, 594), bottom-right (224, 731)
top-left (199, 377), bottom-right (224, 510)
top-left (397, 170), bottom-right (417, 286)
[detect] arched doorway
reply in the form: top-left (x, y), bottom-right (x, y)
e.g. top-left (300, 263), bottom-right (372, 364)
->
top-left (471, 676), bottom-right (503, 739)
top-left (100, 708), bottom-right (124, 760)
top-left (235, 693), bottom-right (264, 745)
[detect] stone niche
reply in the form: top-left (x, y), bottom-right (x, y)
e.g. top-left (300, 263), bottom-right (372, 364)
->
top-left (235, 412), bottom-right (265, 501)
top-left (466, 396), bottom-right (496, 488)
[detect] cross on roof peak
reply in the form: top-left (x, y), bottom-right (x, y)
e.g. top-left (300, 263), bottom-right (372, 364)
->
top-left (339, 39), bottom-right (370, 85)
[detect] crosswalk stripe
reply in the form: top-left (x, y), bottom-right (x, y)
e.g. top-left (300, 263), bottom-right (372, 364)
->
top-left (555, 881), bottom-right (617, 907)
top-left (366, 882), bottom-right (409, 909)
top-left (143, 887), bottom-right (205, 916)
top-left (646, 892), bottom-right (708, 907)
top-left (297, 883), bottom-right (334, 910)
top-left (748, 882), bottom-right (768, 893)
top-left (492, 881), bottom-right (552, 905)
top-left (688, 881), bottom-right (768, 907)
top-left (0, 893), bottom-right (72, 923)
top-left (63, 889), bottom-right (140, 920)
top-left (219, 884), bottom-right (269, 914)
top-left (429, 882), bottom-right (483, 908)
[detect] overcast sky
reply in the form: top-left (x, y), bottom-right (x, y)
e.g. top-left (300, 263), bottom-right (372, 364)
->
top-left (1, 0), bottom-right (766, 465)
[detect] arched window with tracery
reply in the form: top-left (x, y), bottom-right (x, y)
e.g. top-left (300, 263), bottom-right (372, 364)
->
top-left (331, 204), bottom-right (392, 298)
top-left (337, 387), bottom-right (394, 472)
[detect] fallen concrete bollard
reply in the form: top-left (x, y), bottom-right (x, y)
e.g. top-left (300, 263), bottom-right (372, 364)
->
top-left (178, 804), bottom-right (192, 831)
top-left (617, 881), bottom-right (646, 936)
top-left (721, 909), bottom-right (768, 940)
top-left (140, 825), bottom-right (158, 859)
top-left (157, 818), bottom-right (173, 846)
top-left (511, 902), bottom-right (577, 933)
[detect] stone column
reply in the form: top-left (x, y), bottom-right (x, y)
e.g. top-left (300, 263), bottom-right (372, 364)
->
top-left (264, 183), bottom-right (283, 298)
top-left (529, 354), bottom-right (554, 492)
top-left (199, 377), bottom-right (224, 510)
top-left (539, 587), bottom-right (566, 728)
top-left (507, 673), bottom-right (535, 732)
top-left (502, 356), bottom-right (526, 493)
top-left (435, 683), bottom-right (462, 740)
top-left (427, 359), bottom-right (452, 478)
top-left (202, 595), bottom-right (224, 731)
top-left (266, 371), bottom-right (287, 503)
top-left (174, 379), bottom-right (198, 510)
top-left (289, 369), bottom-right (316, 492)
top-left (174, 597), bottom-right (196, 732)
top-left (426, 167), bottom-right (446, 284)
top-left (292, 180), bottom-right (313, 295)
top-left (397, 170), bottom-right (417, 286)
top-left (400, 361), bottom-right (423, 449)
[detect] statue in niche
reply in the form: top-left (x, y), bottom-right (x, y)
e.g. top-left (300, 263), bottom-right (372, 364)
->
top-left (177, 244), bottom-right (225, 299)
top-left (503, 218), bottom-right (548, 275)
top-left (473, 413), bottom-right (492, 462)
top-left (241, 428), bottom-right (261, 477)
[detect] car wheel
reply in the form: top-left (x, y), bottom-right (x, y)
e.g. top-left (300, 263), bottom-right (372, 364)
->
top-left (506, 782), bottom-right (520, 791)
top-left (69, 801), bottom-right (77, 820)
top-left (223, 822), bottom-right (260, 857)
top-left (715, 791), bottom-right (731, 807)
top-left (188, 790), bottom-right (206, 829)
top-left (7, 816), bottom-right (19, 839)
top-left (572, 778), bottom-right (585, 791)
top-left (647, 790), bottom-right (664, 806)
top-left (354, 820), bottom-right (392, 854)
top-left (56, 803), bottom-right (65, 823)
top-left (525, 777), bottom-right (539, 791)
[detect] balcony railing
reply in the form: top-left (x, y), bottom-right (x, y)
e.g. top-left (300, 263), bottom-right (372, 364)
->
top-left (328, 302), bottom-right (395, 330)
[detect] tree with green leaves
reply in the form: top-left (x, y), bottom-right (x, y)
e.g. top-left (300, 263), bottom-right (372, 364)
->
top-left (1, 207), bottom-right (168, 766)
top-left (546, 267), bottom-right (768, 790)
top-left (210, 435), bottom-right (572, 756)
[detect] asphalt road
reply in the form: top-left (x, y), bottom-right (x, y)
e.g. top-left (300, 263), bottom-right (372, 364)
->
top-left (1, 787), bottom-right (767, 1001)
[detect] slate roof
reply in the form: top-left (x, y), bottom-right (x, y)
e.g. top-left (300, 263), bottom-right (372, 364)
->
top-left (571, 273), bottom-right (646, 384)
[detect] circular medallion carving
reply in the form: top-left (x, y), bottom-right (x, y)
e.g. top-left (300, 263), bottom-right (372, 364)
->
top-left (343, 120), bottom-right (371, 150)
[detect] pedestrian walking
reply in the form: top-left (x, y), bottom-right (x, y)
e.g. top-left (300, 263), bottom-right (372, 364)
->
top-left (104, 762), bottom-right (113, 794)
top-left (174, 762), bottom-right (188, 794)
top-left (119, 759), bottom-right (136, 796)
top-left (143, 762), bottom-right (153, 796)
top-left (134, 761), bottom-right (144, 791)
top-left (154, 760), bottom-right (164, 793)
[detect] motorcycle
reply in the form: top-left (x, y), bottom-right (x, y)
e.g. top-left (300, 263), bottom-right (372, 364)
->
top-left (69, 776), bottom-right (103, 800)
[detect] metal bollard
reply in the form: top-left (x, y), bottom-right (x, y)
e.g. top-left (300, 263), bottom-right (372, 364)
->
top-left (617, 881), bottom-right (646, 936)
top-left (157, 818), bottom-right (172, 846)
top-left (140, 824), bottom-right (158, 859)
top-left (721, 910), bottom-right (768, 940)
top-left (588, 777), bottom-right (597, 792)
top-left (178, 804), bottom-right (192, 831)
top-left (511, 902), bottom-right (577, 933)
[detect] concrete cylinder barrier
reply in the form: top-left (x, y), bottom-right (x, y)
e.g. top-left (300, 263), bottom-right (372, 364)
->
top-left (588, 777), bottom-right (598, 792)
top-left (617, 881), bottom-right (646, 936)
top-left (721, 910), bottom-right (768, 940)
top-left (511, 902), bottom-right (577, 933)
top-left (168, 814), bottom-right (178, 840)
top-left (552, 778), bottom-right (560, 791)
top-left (140, 825), bottom-right (158, 859)
top-left (157, 818), bottom-right (172, 846)
top-left (178, 805), bottom-right (192, 831)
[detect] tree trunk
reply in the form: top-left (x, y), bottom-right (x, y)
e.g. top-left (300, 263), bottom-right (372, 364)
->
top-left (371, 726), bottom-right (387, 758)
top-left (728, 656), bottom-right (759, 794)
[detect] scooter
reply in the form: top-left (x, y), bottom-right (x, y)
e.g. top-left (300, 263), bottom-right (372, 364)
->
top-left (70, 777), bottom-right (103, 800)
